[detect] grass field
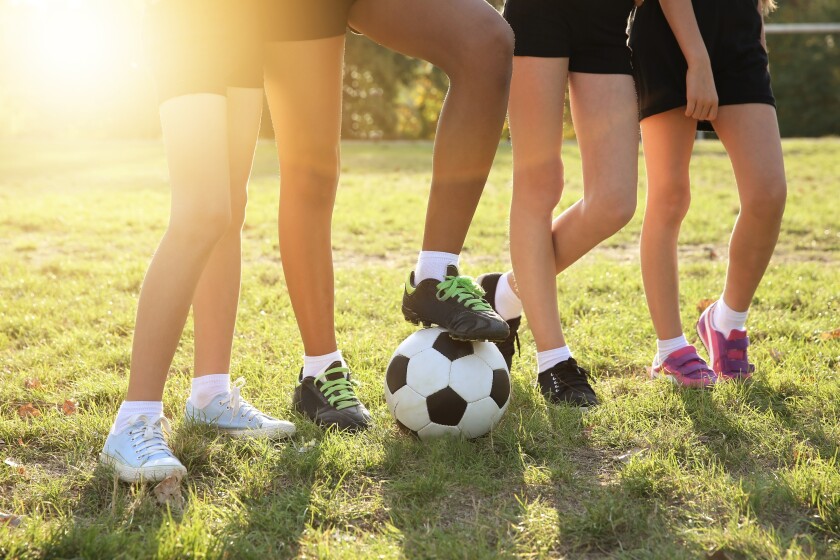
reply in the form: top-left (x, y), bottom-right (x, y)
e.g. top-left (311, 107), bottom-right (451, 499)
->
top-left (1, 138), bottom-right (839, 559)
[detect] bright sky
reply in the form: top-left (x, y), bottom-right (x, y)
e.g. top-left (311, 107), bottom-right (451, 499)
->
top-left (0, 0), bottom-right (154, 135)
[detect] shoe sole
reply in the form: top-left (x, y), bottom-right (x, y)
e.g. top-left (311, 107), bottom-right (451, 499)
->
top-left (292, 401), bottom-right (369, 432)
top-left (184, 417), bottom-right (297, 439)
top-left (402, 306), bottom-right (507, 343)
top-left (99, 453), bottom-right (187, 483)
top-left (217, 425), bottom-right (297, 439)
top-left (696, 312), bottom-right (753, 383)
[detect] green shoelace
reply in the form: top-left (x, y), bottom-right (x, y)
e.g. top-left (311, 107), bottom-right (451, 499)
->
top-left (435, 274), bottom-right (492, 312)
top-left (315, 366), bottom-right (360, 410)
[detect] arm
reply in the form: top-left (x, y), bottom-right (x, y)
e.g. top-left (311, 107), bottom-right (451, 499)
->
top-left (759, 10), bottom-right (768, 52)
top-left (659, 0), bottom-right (718, 121)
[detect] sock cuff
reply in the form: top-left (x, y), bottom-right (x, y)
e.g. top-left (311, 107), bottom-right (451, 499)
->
top-left (494, 272), bottom-right (523, 321)
top-left (415, 251), bottom-right (460, 283)
top-left (303, 350), bottom-right (345, 378)
top-left (417, 250), bottom-right (459, 261)
top-left (718, 296), bottom-right (749, 316)
top-left (191, 373), bottom-right (230, 387)
top-left (654, 334), bottom-right (690, 366)
top-left (537, 346), bottom-right (573, 372)
top-left (112, 401), bottom-right (163, 434)
top-left (304, 350), bottom-right (343, 364)
top-left (118, 400), bottom-right (163, 415)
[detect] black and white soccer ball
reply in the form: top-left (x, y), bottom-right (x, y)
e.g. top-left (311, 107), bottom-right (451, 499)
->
top-left (384, 327), bottom-right (511, 440)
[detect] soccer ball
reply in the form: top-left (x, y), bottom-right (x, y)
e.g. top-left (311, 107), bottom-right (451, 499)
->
top-left (384, 327), bottom-right (511, 440)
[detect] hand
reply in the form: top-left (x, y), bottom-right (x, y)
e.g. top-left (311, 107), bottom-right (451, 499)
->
top-left (685, 62), bottom-right (718, 121)
top-left (635, 0), bottom-right (645, 6)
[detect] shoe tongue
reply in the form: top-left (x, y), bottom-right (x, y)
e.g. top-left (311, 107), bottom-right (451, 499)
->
top-left (321, 361), bottom-right (348, 382)
top-left (445, 264), bottom-right (460, 277)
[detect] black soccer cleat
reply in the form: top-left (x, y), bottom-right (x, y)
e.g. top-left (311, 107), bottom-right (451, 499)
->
top-left (537, 358), bottom-right (599, 408)
top-left (476, 272), bottom-right (521, 370)
top-left (402, 265), bottom-right (510, 343)
top-left (293, 362), bottom-right (371, 431)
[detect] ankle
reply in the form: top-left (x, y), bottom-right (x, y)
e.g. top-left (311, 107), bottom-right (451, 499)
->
top-left (537, 346), bottom-right (572, 373)
top-left (302, 350), bottom-right (345, 379)
top-left (494, 272), bottom-right (523, 321)
top-left (112, 400), bottom-right (164, 434)
top-left (655, 334), bottom-right (689, 366)
top-left (188, 373), bottom-right (231, 408)
top-left (415, 251), bottom-right (459, 283)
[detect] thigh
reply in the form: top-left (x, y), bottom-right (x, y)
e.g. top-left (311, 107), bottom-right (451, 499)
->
top-left (639, 108), bottom-right (698, 197)
top-left (509, 57), bottom-right (569, 175)
top-left (711, 104), bottom-right (785, 194)
top-left (159, 94), bottom-right (231, 218)
top-left (264, 36), bottom-right (345, 177)
top-left (569, 73), bottom-right (639, 196)
top-left (348, 0), bottom-right (507, 70)
top-left (226, 88), bottom-right (264, 201)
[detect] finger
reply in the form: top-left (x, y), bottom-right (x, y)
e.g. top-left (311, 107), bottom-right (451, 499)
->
top-left (685, 100), bottom-right (696, 118)
top-left (707, 103), bottom-right (718, 121)
top-left (691, 101), bottom-right (705, 121)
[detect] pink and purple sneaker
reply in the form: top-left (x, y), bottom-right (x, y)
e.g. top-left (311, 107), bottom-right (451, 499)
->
top-left (649, 345), bottom-right (717, 389)
top-left (697, 303), bottom-right (755, 381)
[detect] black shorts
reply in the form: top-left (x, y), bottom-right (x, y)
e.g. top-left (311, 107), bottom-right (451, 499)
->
top-left (503, 0), bottom-right (635, 75)
top-left (629, 0), bottom-right (775, 121)
top-left (146, 0), bottom-right (355, 103)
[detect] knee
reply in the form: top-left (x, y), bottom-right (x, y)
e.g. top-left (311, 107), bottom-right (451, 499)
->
top-left (590, 190), bottom-right (638, 232)
top-left (282, 164), bottom-right (340, 208)
top-left (513, 158), bottom-right (564, 215)
top-left (228, 190), bottom-right (248, 233)
top-left (450, 18), bottom-right (514, 86)
top-left (168, 204), bottom-right (232, 248)
top-left (741, 175), bottom-right (787, 220)
top-left (647, 182), bottom-right (691, 226)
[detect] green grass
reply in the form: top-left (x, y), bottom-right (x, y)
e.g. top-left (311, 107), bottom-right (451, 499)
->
top-left (1, 137), bottom-right (839, 559)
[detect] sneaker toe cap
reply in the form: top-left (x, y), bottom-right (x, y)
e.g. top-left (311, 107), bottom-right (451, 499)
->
top-left (262, 419), bottom-right (297, 436)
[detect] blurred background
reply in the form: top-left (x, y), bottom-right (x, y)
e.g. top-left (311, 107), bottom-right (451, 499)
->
top-left (0, 0), bottom-right (838, 141)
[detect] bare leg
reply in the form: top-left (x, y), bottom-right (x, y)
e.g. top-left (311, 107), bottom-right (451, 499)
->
top-left (349, 0), bottom-right (513, 252)
top-left (264, 36), bottom-right (345, 357)
top-left (639, 109), bottom-right (698, 340)
top-left (550, 72), bottom-right (638, 273)
top-left (192, 87), bottom-right (264, 376)
top-left (507, 65), bottom-right (638, 352)
top-left (712, 104), bottom-right (786, 311)
top-left (126, 95), bottom-right (232, 401)
top-left (507, 57), bottom-right (569, 351)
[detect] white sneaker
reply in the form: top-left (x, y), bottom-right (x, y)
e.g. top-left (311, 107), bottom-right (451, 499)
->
top-left (185, 378), bottom-right (296, 439)
top-left (100, 415), bottom-right (186, 483)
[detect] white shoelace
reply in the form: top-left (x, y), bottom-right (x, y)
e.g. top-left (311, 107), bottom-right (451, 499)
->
top-left (220, 378), bottom-right (263, 423)
top-left (126, 415), bottom-right (174, 460)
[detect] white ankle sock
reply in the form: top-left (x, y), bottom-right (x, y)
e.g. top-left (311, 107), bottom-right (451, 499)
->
top-left (537, 346), bottom-right (572, 373)
top-left (712, 297), bottom-right (748, 337)
top-left (655, 334), bottom-right (689, 367)
top-left (414, 251), bottom-right (459, 283)
top-left (112, 400), bottom-right (163, 434)
top-left (494, 272), bottom-right (523, 321)
top-left (188, 373), bottom-right (231, 409)
top-left (303, 350), bottom-right (345, 379)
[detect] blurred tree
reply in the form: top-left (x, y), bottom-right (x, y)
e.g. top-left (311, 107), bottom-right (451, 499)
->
top-left (0, 0), bottom-right (837, 140)
top-left (767, 0), bottom-right (840, 137)
top-left (341, 0), bottom-right (505, 140)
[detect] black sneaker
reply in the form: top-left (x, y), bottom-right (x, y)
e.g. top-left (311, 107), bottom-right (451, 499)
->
top-left (293, 362), bottom-right (371, 431)
top-left (402, 265), bottom-right (510, 342)
top-left (476, 272), bottom-right (521, 370)
top-left (537, 358), bottom-right (599, 408)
